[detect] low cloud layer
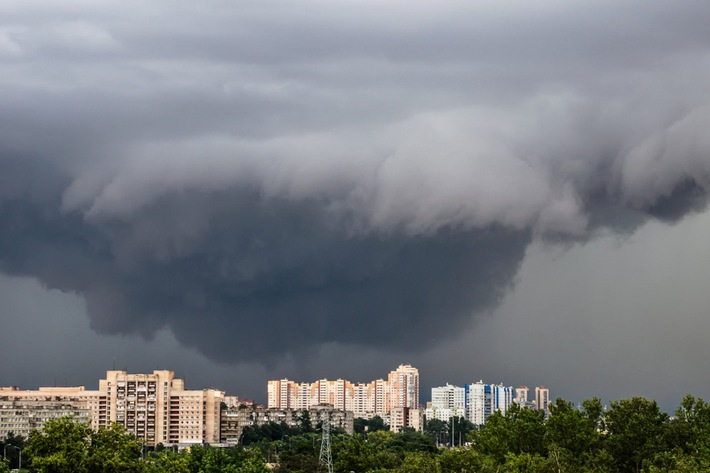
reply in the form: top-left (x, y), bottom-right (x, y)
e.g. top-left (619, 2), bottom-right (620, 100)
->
top-left (2, 1), bottom-right (710, 368)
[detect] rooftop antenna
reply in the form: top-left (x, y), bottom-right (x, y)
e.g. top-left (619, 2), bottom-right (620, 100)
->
top-left (319, 412), bottom-right (334, 473)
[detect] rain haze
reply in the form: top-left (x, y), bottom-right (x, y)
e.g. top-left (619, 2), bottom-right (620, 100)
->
top-left (2, 0), bottom-right (710, 411)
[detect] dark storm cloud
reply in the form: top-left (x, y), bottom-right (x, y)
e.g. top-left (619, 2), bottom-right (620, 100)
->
top-left (0, 157), bottom-right (530, 360)
top-left (2, 0), bottom-right (710, 367)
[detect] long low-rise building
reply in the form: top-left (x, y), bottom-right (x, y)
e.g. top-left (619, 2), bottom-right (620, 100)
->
top-left (0, 397), bottom-right (91, 439)
top-left (221, 404), bottom-right (354, 446)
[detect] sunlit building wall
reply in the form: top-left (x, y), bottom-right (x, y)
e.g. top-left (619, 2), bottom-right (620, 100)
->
top-left (266, 364), bottom-right (420, 430)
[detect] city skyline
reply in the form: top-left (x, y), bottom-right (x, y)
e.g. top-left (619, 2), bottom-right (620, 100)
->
top-left (3, 1), bottom-right (710, 414)
top-left (2, 364), bottom-right (540, 408)
top-left (0, 366), bottom-right (549, 450)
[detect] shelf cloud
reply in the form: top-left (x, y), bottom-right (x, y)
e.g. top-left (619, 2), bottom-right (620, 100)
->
top-left (1, 0), bottom-right (710, 369)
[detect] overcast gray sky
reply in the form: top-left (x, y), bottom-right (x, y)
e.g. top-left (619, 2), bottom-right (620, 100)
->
top-left (2, 0), bottom-right (710, 412)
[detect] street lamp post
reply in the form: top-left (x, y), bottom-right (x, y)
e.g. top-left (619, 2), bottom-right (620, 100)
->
top-left (3, 444), bottom-right (21, 470)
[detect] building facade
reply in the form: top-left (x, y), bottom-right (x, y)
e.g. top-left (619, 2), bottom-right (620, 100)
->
top-left (0, 395), bottom-right (91, 439)
top-left (461, 381), bottom-right (515, 426)
top-left (267, 364), bottom-right (420, 431)
top-left (535, 386), bottom-right (550, 417)
top-left (514, 386), bottom-right (529, 404)
top-left (465, 381), bottom-right (486, 425)
top-left (426, 384), bottom-right (466, 422)
top-left (221, 405), bottom-right (354, 445)
top-left (0, 370), bottom-right (224, 447)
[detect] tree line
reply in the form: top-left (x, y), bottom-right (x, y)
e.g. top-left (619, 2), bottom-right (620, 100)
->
top-left (3, 394), bottom-right (710, 472)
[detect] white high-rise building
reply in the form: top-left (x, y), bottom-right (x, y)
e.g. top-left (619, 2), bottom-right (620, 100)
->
top-left (494, 384), bottom-right (513, 416)
top-left (426, 383), bottom-right (465, 422)
top-left (465, 381), bottom-right (514, 425)
top-left (465, 381), bottom-right (486, 426)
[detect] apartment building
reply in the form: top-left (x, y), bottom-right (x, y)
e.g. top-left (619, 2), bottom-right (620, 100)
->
top-left (465, 381), bottom-right (486, 425)
top-left (0, 395), bottom-right (91, 439)
top-left (426, 383), bottom-right (466, 422)
top-left (98, 370), bottom-right (224, 446)
top-left (388, 364), bottom-right (419, 410)
top-left (267, 364), bottom-right (421, 431)
top-left (221, 404), bottom-right (354, 445)
top-left (0, 386), bottom-right (102, 435)
top-left (0, 370), bottom-right (223, 447)
top-left (535, 386), bottom-right (551, 417)
top-left (514, 386), bottom-right (529, 405)
top-left (494, 384), bottom-right (513, 417)
top-left (462, 381), bottom-right (516, 426)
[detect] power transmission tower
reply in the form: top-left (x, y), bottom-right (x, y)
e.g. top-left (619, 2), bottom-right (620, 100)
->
top-left (319, 412), bottom-right (334, 473)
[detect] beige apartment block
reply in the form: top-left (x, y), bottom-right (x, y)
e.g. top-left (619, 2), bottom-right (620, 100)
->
top-left (388, 407), bottom-right (424, 433)
top-left (266, 364), bottom-right (421, 431)
top-left (100, 370), bottom-right (224, 446)
top-left (1, 370), bottom-right (224, 447)
top-left (514, 386), bottom-right (529, 404)
top-left (388, 364), bottom-right (419, 410)
top-left (535, 386), bottom-right (550, 417)
top-left (222, 395), bottom-right (241, 409)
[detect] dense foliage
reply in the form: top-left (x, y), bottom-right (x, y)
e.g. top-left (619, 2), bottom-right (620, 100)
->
top-left (4, 395), bottom-right (710, 472)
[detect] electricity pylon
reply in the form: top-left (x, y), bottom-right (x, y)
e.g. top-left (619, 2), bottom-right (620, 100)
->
top-left (319, 412), bottom-right (334, 473)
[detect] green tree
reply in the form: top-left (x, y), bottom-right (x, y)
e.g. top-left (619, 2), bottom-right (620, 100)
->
top-left (298, 411), bottom-right (314, 433)
top-left (85, 422), bottom-right (144, 473)
top-left (397, 451), bottom-right (440, 473)
top-left (470, 411), bottom-right (514, 462)
top-left (438, 448), bottom-right (499, 473)
top-left (424, 417), bottom-right (447, 446)
top-left (449, 416), bottom-right (474, 447)
top-left (424, 418), bottom-right (446, 434)
top-left (545, 397), bottom-right (603, 468)
top-left (387, 429), bottom-right (437, 454)
top-left (333, 433), bottom-right (370, 472)
top-left (502, 451), bottom-right (547, 473)
top-left (332, 431), bottom-right (400, 473)
top-left (25, 416), bottom-right (148, 473)
top-left (667, 395), bottom-right (710, 457)
top-left (471, 404), bottom-right (546, 463)
top-left (652, 395), bottom-right (710, 471)
top-left (183, 445), bottom-right (270, 473)
top-left (354, 415), bottom-right (390, 435)
top-left (25, 416), bottom-right (93, 473)
top-left (368, 415), bottom-right (389, 432)
top-left (144, 449), bottom-right (191, 473)
top-left (274, 433), bottom-right (320, 472)
top-left (604, 397), bottom-right (669, 473)
top-left (508, 406), bottom-right (547, 457)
